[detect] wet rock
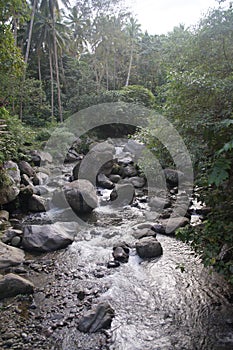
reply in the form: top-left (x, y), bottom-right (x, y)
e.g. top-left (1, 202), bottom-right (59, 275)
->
top-left (20, 185), bottom-right (34, 198)
top-left (113, 244), bottom-right (130, 263)
top-left (117, 154), bottom-right (133, 166)
top-left (33, 185), bottom-right (49, 196)
top-left (122, 164), bottom-right (138, 178)
top-left (30, 150), bottom-right (53, 166)
top-left (76, 141), bottom-right (115, 182)
top-left (78, 302), bottom-right (115, 333)
top-left (132, 228), bottom-right (156, 240)
top-left (28, 194), bottom-right (47, 212)
top-left (21, 174), bottom-right (33, 187)
top-left (1, 228), bottom-right (23, 244)
top-left (151, 223), bottom-right (166, 234)
top-left (18, 161), bottom-right (35, 177)
top-left (136, 237), bottom-right (163, 259)
top-left (110, 183), bottom-right (135, 206)
top-left (128, 176), bottom-right (146, 188)
top-left (0, 273), bottom-right (34, 299)
top-left (107, 261), bottom-right (120, 268)
top-left (109, 174), bottom-right (121, 183)
top-left (65, 149), bottom-right (83, 163)
top-left (22, 223), bottom-right (77, 252)
top-left (72, 160), bottom-right (82, 181)
top-left (164, 168), bottom-right (184, 187)
top-left (32, 172), bottom-right (49, 186)
top-left (149, 196), bottom-right (171, 210)
top-left (0, 241), bottom-right (25, 269)
top-left (11, 236), bottom-right (21, 247)
top-left (97, 173), bottom-right (115, 189)
top-left (64, 179), bottom-right (98, 214)
top-left (161, 217), bottom-right (190, 234)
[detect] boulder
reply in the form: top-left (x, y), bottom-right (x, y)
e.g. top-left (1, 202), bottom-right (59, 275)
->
top-left (30, 151), bottom-right (53, 166)
top-left (21, 174), bottom-right (33, 186)
top-left (65, 149), bottom-right (83, 163)
top-left (64, 179), bottom-right (98, 214)
top-left (128, 176), bottom-right (146, 188)
top-left (3, 161), bottom-right (21, 186)
top-left (132, 228), bottom-right (156, 240)
top-left (109, 174), bottom-right (121, 183)
top-left (149, 196), bottom-right (171, 210)
top-left (110, 183), bottom-right (135, 206)
top-left (32, 172), bottom-right (49, 186)
top-left (72, 160), bottom-right (82, 180)
top-left (28, 194), bottom-right (47, 212)
top-left (22, 222), bottom-right (78, 252)
top-left (18, 161), bottom-right (35, 177)
top-left (0, 162), bottom-right (20, 205)
top-left (97, 173), bottom-right (115, 189)
top-left (122, 164), bottom-right (138, 178)
top-left (0, 242), bottom-right (25, 269)
top-left (113, 244), bottom-right (130, 263)
top-left (0, 273), bottom-right (34, 300)
top-left (117, 155), bottom-right (134, 166)
top-left (78, 302), bottom-right (115, 333)
top-left (1, 228), bottom-right (22, 244)
top-left (162, 217), bottom-right (190, 234)
top-left (20, 185), bottom-right (34, 198)
top-left (164, 168), bottom-right (184, 187)
top-left (136, 237), bottom-right (163, 259)
top-left (77, 141), bottom-right (116, 182)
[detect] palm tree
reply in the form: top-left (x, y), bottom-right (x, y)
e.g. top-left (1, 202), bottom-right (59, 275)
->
top-left (34, 8), bottom-right (67, 120)
top-left (125, 17), bottom-right (141, 86)
top-left (40, 0), bottom-right (69, 122)
top-left (25, 0), bottom-right (39, 64)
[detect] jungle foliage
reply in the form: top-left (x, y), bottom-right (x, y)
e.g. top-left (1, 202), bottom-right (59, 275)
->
top-left (0, 0), bottom-right (233, 282)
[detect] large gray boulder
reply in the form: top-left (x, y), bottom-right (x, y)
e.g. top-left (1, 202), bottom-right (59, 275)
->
top-left (0, 161), bottom-right (20, 205)
top-left (18, 160), bottom-right (35, 177)
top-left (136, 236), bottom-right (163, 259)
top-left (28, 194), bottom-right (47, 212)
top-left (77, 141), bottom-right (116, 182)
top-left (0, 273), bottom-right (34, 300)
top-left (22, 222), bottom-right (78, 252)
top-left (64, 179), bottom-right (98, 214)
top-left (0, 242), bottom-right (25, 269)
top-left (110, 183), bottom-right (135, 206)
top-left (148, 196), bottom-right (171, 210)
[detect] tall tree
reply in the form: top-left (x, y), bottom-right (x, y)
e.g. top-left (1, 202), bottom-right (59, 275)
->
top-left (40, 0), bottom-right (69, 122)
top-left (24, 0), bottom-right (38, 64)
top-left (125, 17), bottom-right (141, 86)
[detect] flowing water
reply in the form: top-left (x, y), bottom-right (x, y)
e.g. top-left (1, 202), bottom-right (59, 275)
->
top-left (1, 142), bottom-right (233, 350)
top-left (37, 202), bottom-right (232, 350)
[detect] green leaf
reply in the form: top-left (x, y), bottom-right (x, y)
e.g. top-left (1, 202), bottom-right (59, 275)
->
top-left (208, 158), bottom-right (231, 186)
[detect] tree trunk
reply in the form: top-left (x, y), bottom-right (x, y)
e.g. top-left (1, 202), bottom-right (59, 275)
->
top-left (53, 23), bottom-right (63, 122)
top-left (25, 0), bottom-right (37, 64)
top-left (49, 50), bottom-right (54, 121)
top-left (125, 44), bottom-right (133, 87)
top-left (38, 53), bottom-right (42, 82)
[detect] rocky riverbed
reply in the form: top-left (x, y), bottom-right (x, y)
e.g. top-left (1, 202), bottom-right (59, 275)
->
top-left (0, 138), bottom-right (233, 350)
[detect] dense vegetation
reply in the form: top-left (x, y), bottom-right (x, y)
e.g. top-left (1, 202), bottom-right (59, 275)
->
top-left (0, 0), bottom-right (233, 283)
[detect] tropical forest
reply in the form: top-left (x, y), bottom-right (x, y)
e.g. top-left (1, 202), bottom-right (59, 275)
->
top-left (0, 0), bottom-right (233, 349)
